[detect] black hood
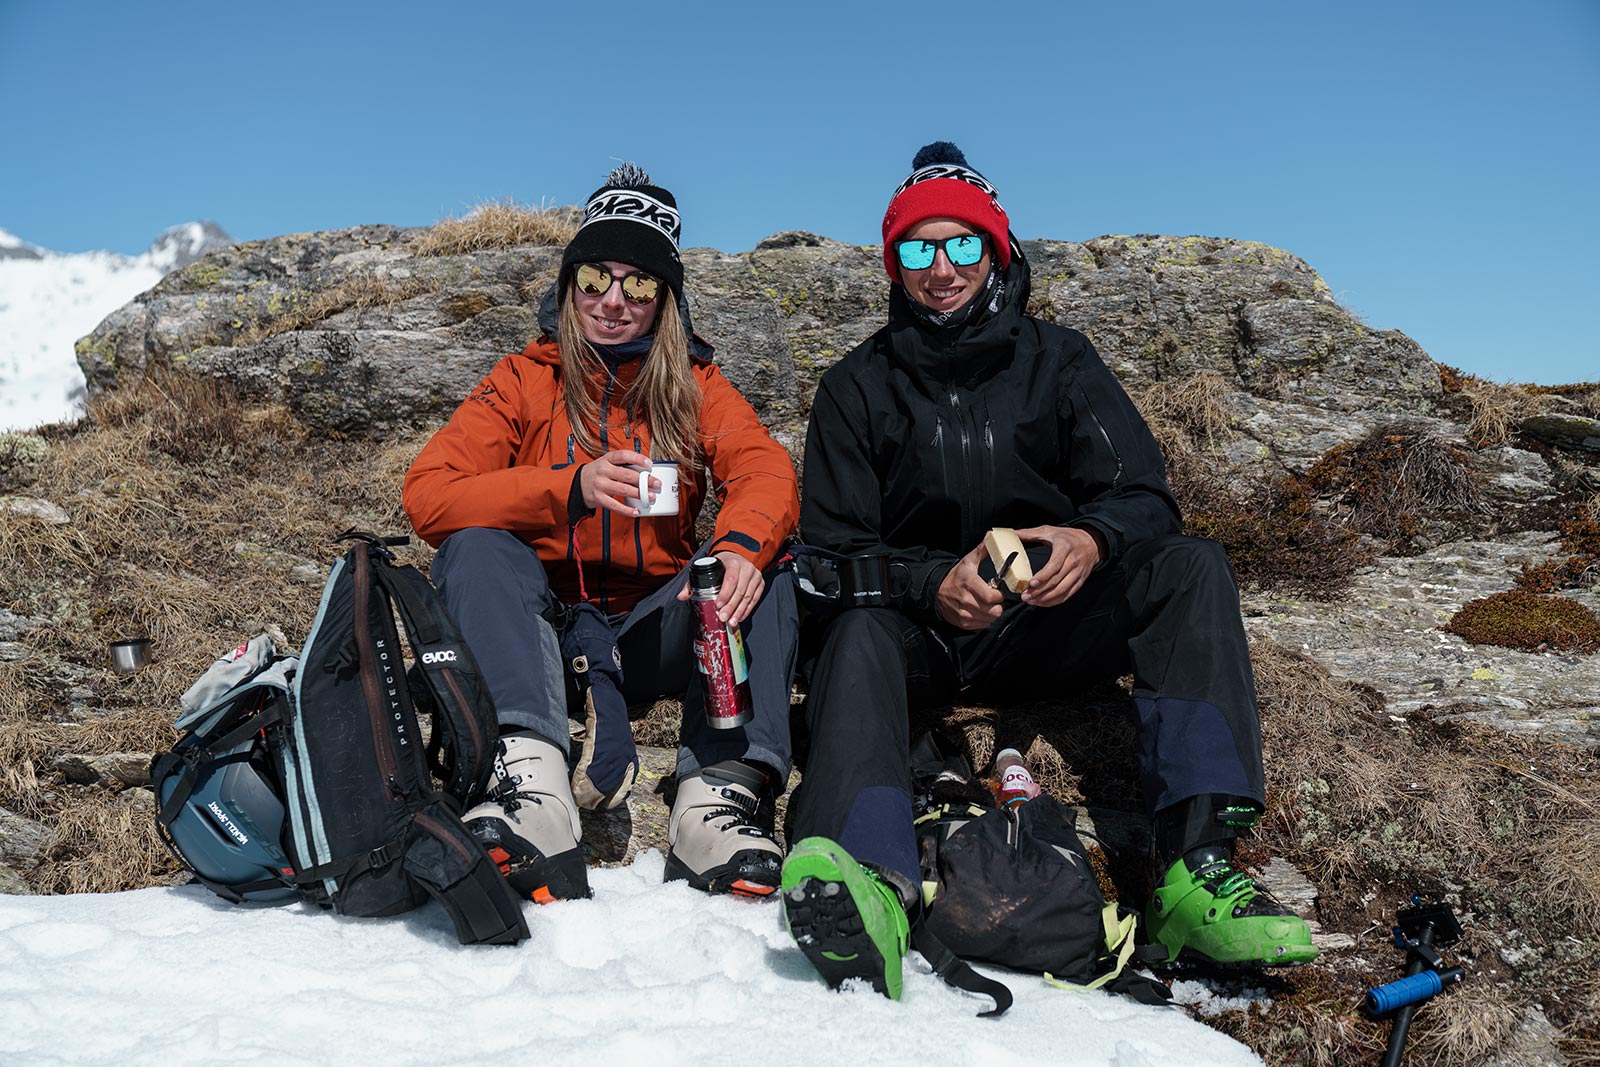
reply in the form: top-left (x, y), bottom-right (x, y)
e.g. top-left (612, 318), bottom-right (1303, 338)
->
top-left (882, 236), bottom-right (1032, 390)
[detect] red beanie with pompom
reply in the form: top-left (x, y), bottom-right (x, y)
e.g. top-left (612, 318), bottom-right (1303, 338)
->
top-left (881, 141), bottom-right (1011, 282)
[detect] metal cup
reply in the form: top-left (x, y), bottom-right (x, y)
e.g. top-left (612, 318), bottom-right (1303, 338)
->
top-left (110, 638), bottom-right (152, 674)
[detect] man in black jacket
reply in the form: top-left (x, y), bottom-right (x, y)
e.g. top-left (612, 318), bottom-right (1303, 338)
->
top-left (779, 143), bottom-right (1315, 1002)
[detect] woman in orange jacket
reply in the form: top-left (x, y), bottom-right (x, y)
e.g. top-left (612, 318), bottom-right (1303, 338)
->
top-left (404, 164), bottom-right (800, 902)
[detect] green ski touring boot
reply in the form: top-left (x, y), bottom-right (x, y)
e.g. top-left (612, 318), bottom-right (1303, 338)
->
top-left (1146, 845), bottom-right (1317, 967)
top-left (781, 837), bottom-right (910, 999)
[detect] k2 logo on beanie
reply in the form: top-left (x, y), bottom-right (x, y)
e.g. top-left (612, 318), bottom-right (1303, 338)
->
top-left (583, 191), bottom-right (682, 247)
top-left (893, 163), bottom-right (1002, 202)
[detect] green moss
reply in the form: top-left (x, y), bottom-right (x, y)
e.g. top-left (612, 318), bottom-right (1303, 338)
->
top-left (1444, 589), bottom-right (1600, 653)
top-left (297, 360), bottom-right (327, 376)
top-left (181, 261), bottom-right (226, 288)
top-left (74, 336), bottom-right (115, 365)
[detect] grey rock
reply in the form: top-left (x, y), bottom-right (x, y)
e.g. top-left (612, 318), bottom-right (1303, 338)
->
top-left (75, 225), bottom-right (1451, 465)
top-left (117, 788), bottom-right (157, 813)
top-left (0, 807), bottom-right (51, 869)
top-left (1521, 412), bottom-right (1600, 454)
top-left (0, 608), bottom-right (46, 642)
top-left (0, 496), bottom-right (70, 524)
top-left (53, 755), bottom-right (97, 785)
top-left (1238, 299), bottom-right (1439, 411)
top-left (91, 752), bottom-right (152, 788)
top-left (1479, 1006), bottom-right (1569, 1067)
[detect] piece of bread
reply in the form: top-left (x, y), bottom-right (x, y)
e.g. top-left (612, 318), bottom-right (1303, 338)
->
top-left (983, 528), bottom-right (1033, 592)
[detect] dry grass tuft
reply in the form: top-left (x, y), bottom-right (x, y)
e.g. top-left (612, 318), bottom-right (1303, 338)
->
top-left (36, 793), bottom-right (179, 894)
top-left (416, 200), bottom-right (578, 257)
top-left (1529, 381), bottom-right (1600, 420)
top-left (1172, 463), bottom-right (1371, 599)
top-left (1305, 426), bottom-right (1484, 554)
top-left (234, 276), bottom-right (430, 346)
top-left (1135, 372), bottom-right (1236, 450)
top-left (632, 698), bottom-right (685, 749)
top-left (90, 369), bottom-right (246, 464)
top-left (1459, 379), bottom-right (1536, 448)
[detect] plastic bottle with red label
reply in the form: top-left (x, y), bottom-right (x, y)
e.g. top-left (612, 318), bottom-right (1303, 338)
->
top-left (688, 557), bottom-right (753, 730)
top-left (989, 748), bottom-right (1041, 809)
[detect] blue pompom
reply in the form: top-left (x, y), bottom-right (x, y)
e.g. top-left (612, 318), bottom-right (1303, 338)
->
top-left (912, 141), bottom-right (968, 169)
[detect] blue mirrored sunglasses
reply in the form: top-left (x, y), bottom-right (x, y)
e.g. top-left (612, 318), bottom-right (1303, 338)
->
top-left (894, 233), bottom-right (988, 271)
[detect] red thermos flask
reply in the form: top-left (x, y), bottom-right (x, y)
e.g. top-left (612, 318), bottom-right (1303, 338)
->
top-left (689, 557), bottom-right (754, 729)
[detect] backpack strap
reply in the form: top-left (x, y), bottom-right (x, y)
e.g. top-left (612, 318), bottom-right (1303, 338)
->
top-left (1045, 904), bottom-right (1173, 1006)
top-left (152, 699), bottom-right (284, 829)
top-left (370, 555), bottom-right (498, 803)
top-left (403, 799), bottom-right (530, 946)
top-left (910, 918), bottom-right (1013, 1018)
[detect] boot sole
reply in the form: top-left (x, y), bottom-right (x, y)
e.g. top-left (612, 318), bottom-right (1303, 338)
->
top-left (783, 875), bottom-right (894, 997)
top-left (663, 850), bottom-right (780, 897)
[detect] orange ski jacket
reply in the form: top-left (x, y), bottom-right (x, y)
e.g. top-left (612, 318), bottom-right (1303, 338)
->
top-left (403, 335), bottom-right (799, 614)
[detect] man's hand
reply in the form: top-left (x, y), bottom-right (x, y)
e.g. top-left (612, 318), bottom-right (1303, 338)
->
top-left (1017, 525), bottom-right (1105, 608)
top-left (676, 551), bottom-right (765, 626)
top-left (579, 449), bottom-right (655, 517)
top-left (936, 542), bottom-right (1006, 630)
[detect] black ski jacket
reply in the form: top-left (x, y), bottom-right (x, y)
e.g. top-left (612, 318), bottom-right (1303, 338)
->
top-left (801, 246), bottom-right (1180, 623)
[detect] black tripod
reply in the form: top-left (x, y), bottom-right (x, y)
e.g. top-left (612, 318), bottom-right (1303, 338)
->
top-left (1364, 898), bottom-right (1467, 1067)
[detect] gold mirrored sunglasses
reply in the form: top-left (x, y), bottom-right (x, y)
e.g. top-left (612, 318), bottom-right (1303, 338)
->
top-left (573, 262), bottom-right (661, 305)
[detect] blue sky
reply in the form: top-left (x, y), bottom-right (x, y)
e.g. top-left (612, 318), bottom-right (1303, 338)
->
top-left (2, 0), bottom-right (1595, 384)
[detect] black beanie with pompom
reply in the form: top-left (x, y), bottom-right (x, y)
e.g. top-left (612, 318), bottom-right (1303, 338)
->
top-left (560, 162), bottom-right (684, 298)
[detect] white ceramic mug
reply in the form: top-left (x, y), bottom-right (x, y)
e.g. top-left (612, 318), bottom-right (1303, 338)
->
top-left (626, 461), bottom-right (681, 516)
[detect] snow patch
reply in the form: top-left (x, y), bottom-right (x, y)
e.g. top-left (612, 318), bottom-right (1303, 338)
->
top-left (0, 852), bottom-right (1262, 1067)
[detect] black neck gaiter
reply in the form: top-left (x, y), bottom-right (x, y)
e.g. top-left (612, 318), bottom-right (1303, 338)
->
top-left (902, 264), bottom-right (1006, 331)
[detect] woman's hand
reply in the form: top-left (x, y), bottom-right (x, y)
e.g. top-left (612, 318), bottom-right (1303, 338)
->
top-left (676, 551), bottom-right (765, 626)
top-left (1017, 525), bottom-right (1105, 608)
top-left (936, 542), bottom-right (1005, 630)
top-left (579, 449), bottom-right (655, 517)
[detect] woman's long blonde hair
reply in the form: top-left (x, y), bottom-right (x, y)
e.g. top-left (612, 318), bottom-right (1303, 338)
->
top-left (558, 287), bottom-right (702, 471)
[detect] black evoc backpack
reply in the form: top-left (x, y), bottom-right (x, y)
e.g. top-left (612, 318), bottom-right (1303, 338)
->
top-left (152, 531), bottom-right (529, 946)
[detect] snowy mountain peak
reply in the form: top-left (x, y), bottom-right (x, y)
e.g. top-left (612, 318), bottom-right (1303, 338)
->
top-left (0, 220), bottom-right (236, 432)
top-left (142, 220), bottom-right (233, 272)
top-left (0, 227), bottom-right (44, 261)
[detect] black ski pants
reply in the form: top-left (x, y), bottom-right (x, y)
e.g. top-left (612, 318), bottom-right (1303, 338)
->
top-left (431, 527), bottom-right (797, 779)
top-left (789, 534), bottom-right (1263, 889)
